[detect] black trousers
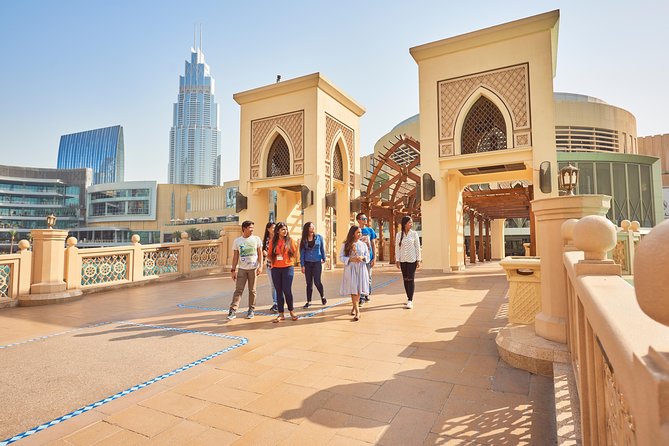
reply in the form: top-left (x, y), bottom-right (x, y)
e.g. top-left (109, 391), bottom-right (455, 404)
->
top-left (304, 261), bottom-right (324, 301)
top-left (400, 262), bottom-right (418, 301)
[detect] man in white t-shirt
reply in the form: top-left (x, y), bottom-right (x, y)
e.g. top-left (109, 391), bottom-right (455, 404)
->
top-left (227, 220), bottom-right (263, 320)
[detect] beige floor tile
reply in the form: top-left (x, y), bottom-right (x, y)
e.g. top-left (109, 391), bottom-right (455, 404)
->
top-left (145, 420), bottom-right (209, 445)
top-left (94, 429), bottom-right (149, 446)
top-left (323, 393), bottom-right (400, 423)
top-left (170, 368), bottom-right (230, 397)
top-left (186, 427), bottom-right (239, 446)
top-left (423, 432), bottom-right (486, 445)
top-left (63, 421), bottom-right (121, 446)
top-left (336, 415), bottom-right (389, 444)
top-left (214, 359), bottom-right (274, 376)
top-left (328, 435), bottom-right (374, 445)
top-left (378, 407), bottom-right (437, 445)
top-left (244, 383), bottom-right (334, 423)
top-left (104, 405), bottom-right (181, 438)
top-left (188, 380), bottom-right (262, 408)
top-left (188, 403), bottom-right (268, 435)
top-left (229, 418), bottom-right (297, 446)
top-left (139, 391), bottom-right (209, 418)
top-left (218, 368), bottom-right (293, 395)
top-left (44, 440), bottom-right (75, 446)
top-left (371, 375), bottom-right (454, 413)
top-left (255, 354), bottom-right (314, 371)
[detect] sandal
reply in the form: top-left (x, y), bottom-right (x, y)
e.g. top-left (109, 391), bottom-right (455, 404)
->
top-left (272, 315), bottom-right (285, 323)
top-left (290, 311), bottom-right (299, 321)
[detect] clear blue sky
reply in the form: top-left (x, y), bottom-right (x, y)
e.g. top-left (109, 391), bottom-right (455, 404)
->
top-left (0, 0), bottom-right (666, 183)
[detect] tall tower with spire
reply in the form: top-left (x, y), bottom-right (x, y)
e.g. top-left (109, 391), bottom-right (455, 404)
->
top-left (168, 30), bottom-right (221, 185)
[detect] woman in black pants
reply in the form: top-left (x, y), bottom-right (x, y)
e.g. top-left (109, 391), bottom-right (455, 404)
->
top-left (299, 222), bottom-right (327, 308)
top-left (395, 215), bottom-right (422, 309)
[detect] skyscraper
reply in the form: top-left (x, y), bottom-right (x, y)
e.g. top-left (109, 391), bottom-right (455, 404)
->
top-left (168, 39), bottom-right (221, 185)
top-left (57, 125), bottom-right (124, 185)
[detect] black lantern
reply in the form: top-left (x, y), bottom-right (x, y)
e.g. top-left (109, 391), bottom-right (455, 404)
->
top-left (46, 213), bottom-right (57, 229)
top-left (558, 164), bottom-right (579, 196)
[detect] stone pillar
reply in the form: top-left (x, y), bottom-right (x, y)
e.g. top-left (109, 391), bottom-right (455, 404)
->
top-left (477, 216), bottom-right (484, 262)
top-left (491, 219), bottom-right (506, 260)
top-left (532, 195), bottom-right (611, 343)
top-left (30, 229), bottom-right (68, 294)
top-left (469, 210), bottom-right (476, 264)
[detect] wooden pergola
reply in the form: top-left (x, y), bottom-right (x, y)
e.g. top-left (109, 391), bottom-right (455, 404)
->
top-left (462, 185), bottom-right (535, 263)
top-left (361, 135), bottom-right (421, 262)
top-left (360, 134), bottom-right (535, 264)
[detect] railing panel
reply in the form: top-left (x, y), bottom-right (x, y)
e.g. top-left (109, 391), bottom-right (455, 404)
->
top-left (81, 254), bottom-right (129, 287)
top-left (190, 245), bottom-right (218, 270)
top-left (0, 263), bottom-right (11, 298)
top-left (143, 248), bottom-right (180, 276)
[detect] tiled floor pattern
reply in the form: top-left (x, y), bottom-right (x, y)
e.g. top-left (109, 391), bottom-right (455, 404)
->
top-left (0, 263), bottom-right (556, 445)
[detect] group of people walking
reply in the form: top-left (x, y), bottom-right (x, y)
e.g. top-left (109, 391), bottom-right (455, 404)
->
top-left (226, 212), bottom-right (421, 323)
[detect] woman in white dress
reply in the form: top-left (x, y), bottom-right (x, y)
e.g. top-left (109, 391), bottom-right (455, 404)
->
top-left (395, 215), bottom-right (421, 309)
top-left (339, 225), bottom-right (370, 321)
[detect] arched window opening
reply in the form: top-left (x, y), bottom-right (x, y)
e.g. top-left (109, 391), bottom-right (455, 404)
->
top-left (333, 143), bottom-right (344, 181)
top-left (461, 96), bottom-right (508, 154)
top-left (266, 135), bottom-right (291, 177)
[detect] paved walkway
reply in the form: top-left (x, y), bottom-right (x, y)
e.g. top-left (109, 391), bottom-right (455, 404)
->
top-left (0, 262), bottom-right (556, 445)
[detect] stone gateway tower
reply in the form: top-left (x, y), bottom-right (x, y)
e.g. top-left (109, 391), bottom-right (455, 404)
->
top-left (233, 73), bottom-right (365, 268)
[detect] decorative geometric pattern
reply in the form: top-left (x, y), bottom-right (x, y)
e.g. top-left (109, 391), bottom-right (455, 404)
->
top-left (611, 241), bottom-right (628, 274)
top-left (508, 281), bottom-right (541, 324)
top-left (0, 264), bottom-right (10, 298)
top-left (266, 135), bottom-right (291, 177)
top-left (461, 96), bottom-right (508, 154)
top-left (250, 111), bottom-right (303, 179)
top-left (440, 141), bottom-right (454, 157)
top-left (333, 144), bottom-right (344, 180)
top-left (515, 132), bottom-right (531, 147)
top-left (143, 250), bottom-right (179, 276)
top-left (81, 255), bottom-right (128, 286)
top-left (603, 353), bottom-right (636, 445)
top-left (294, 161), bottom-right (304, 174)
top-left (191, 246), bottom-right (218, 270)
top-left (439, 64), bottom-right (529, 140)
top-left (325, 114), bottom-right (354, 168)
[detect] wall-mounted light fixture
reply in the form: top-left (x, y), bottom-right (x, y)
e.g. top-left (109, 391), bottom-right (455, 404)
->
top-left (235, 191), bottom-right (248, 213)
top-left (422, 173), bottom-right (435, 201)
top-left (539, 161), bottom-right (552, 194)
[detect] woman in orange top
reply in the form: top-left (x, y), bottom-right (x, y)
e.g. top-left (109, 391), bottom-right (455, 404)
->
top-left (268, 222), bottom-right (298, 322)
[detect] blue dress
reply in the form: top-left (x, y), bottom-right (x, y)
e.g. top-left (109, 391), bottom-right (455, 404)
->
top-left (339, 240), bottom-right (371, 295)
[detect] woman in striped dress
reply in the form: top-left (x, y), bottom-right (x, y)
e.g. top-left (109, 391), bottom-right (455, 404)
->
top-left (339, 225), bottom-right (370, 321)
top-left (395, 215), bottom-right (422, 309)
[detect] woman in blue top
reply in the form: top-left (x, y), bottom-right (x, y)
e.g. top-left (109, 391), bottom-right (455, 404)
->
top-left (300, 222), bottom-right (327, 308)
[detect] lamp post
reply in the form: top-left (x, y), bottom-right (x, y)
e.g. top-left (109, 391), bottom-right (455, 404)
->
top-left (558, 163), bottom-right (579, 196)
top-left (46, 213), bottom-right (57, 229)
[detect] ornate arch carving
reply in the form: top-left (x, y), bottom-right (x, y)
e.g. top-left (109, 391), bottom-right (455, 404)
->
top-left (250, 110), bottom-right (304, 178)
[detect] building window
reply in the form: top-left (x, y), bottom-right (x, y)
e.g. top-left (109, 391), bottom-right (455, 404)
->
top-left (266, 135), bottom-right (290, 177)
top-left (461, 96), bottom-right (507, 155)
top-left (333, 143), bottom-right (344, 181)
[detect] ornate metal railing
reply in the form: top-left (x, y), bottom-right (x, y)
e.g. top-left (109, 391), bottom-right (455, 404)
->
top-left (143, 247), bottom-right (180, 276)
top-left (0, 263), bottom-right (11, 298)
top-left (81, 253), bottom-right (130, 286)
top-left (190, 244), bottom-right (218, 270)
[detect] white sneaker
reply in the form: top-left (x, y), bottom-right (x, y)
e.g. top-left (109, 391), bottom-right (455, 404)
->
top-left (405, 301), bottom-right (413, 309)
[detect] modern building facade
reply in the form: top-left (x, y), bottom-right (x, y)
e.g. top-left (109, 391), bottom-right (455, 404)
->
top-left (0, 165), bottom-right (91, 252)
top-left (168, 43), bottom-right (221, 186)
top-left (57, 125), bottom-right (124, 185)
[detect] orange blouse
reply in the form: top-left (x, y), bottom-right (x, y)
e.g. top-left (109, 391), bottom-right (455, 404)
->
top-left (268, 238), bottom-right (297, 268)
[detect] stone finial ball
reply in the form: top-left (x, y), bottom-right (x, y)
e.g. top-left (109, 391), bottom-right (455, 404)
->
top-left (131, 234), bottom-right (140, 244)
top-left (634, 219), bottom-right (669, 326)
top-left (572, 215), bottom-right (617, 260)
top-left (630, 220), bottom-right (640, 232)
top-left (180, 232), bottom-right (189, 240)
top-left (561, 219), bottom-right (578, 242)
top-left (620, 219), bottom-right (631, 231)
top-left (18, 239), bottom-right (30, 251)
top-left (66, 237), bottom-right (78, 247)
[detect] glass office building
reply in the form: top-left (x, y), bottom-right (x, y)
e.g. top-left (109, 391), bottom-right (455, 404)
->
top-left (0, 165), bottom-right (90, 252)
top-left (168, 44), bottom-right (221, 185)
top-left (57, 125), bottom-right (124, 185)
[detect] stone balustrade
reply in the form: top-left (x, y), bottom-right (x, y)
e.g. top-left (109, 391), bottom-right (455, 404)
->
top-left (609, 220), bottom-right (649, 275)
top-left (0, 226), bottom-right (241, 306)
top-left (562, 216), bottom-right (669, 445)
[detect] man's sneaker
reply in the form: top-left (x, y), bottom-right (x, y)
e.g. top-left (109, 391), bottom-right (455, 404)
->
top-left (303, 302), bottom-right (311, 309)
top-left (365, 296), bottom-right (371, 302)
top-left (405, 301), bottom-right (413, 309)
top-left (227, 309), bottom-right (237, 320)
top-left (321, 297), bottom-right (327, 305)
top-left (270, 304), bottom-right (278, 313)
top-left (358, 300), bottom-right (364, 308)
top-left (246, 310), bottom-right (255, 319)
